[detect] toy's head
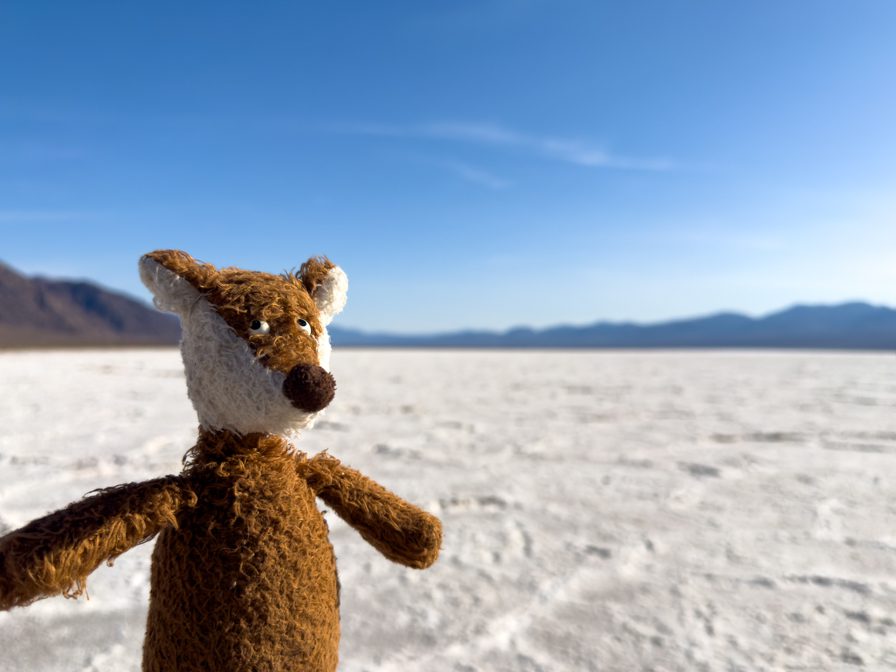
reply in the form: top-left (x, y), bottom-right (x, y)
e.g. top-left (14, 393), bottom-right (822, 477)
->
top-left (139, 250), bottom-right (348, 436)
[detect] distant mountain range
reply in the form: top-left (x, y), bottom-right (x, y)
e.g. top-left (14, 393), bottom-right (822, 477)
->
top-left (329, 302), bottom-right (896, 350)
top-left (0, 260), bottom-right (179, 347)
top-left (2, 260), bottom-right (895, 349)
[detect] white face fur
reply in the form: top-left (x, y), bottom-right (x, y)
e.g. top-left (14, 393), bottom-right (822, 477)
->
top-left (139, 256), bottom-right (348, 436)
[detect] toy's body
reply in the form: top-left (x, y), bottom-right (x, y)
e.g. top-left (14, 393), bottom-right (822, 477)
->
top-left (145, 430), bottom-right (341, 672)
top-left (0, 251), bottom-right (441, 671)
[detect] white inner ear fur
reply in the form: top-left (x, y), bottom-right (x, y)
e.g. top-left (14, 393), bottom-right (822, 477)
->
top-left (139, 257), bottom-right (321, 435)
top-left (313, 266), bottom-right (348, 326)
top-left (139, 257), bottom-right (201, 315)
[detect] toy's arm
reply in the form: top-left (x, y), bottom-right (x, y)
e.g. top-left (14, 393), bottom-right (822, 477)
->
top-left (0, 475), bottom-right (197, 610)
top-left (300, 454), bottom-right (442, 569)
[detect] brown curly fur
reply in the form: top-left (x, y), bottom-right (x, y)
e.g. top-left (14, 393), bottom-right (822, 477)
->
top-left (0, 477), bottom-right (196, 610)
top-left (0, 250), bottom-right (443, 671)
top-left (143, 249), bottom-right (326, 374)
top-left (144, 430), bottom-right (341, 671)
top-left (302, 454), bottom-right (442, 569)
top-left (0, 429), bottom-right (441, 671)
top-left (298, 256), bottom-right (336, 296)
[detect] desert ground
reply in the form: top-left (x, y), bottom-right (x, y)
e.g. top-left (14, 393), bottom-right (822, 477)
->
top-left (0, 348), bottom-right (894, 671)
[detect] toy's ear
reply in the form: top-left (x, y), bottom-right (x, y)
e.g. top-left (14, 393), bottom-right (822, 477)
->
top-left (139, 249), bottom-right (218, 315)
top-left (300, 257), bottom-right (348, 326)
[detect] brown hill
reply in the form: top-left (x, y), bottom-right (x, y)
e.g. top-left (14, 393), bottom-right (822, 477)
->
top-left (0, 260), bottom-right (180, 347)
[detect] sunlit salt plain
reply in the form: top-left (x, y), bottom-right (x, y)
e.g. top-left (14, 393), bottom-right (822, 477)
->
top-left (1, 348), bottom-right (895, 671)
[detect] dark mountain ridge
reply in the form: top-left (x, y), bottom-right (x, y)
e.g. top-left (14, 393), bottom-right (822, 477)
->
top-left (0, 260), bottom-right (179, 347)
top-left (330, 302), bottom-right (896, 350)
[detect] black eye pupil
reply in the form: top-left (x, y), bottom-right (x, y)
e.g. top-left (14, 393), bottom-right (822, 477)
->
top-left (298, 319), bottom-right (307, 327)
top-left (251, 320), bottom-right (261, 329)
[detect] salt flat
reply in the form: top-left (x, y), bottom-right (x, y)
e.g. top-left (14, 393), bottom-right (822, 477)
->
top-left (1, 348), bottom-right (895, 671)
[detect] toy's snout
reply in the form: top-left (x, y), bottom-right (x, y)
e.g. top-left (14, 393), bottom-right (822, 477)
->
top-left (282, 364), bottom-right (336, 412)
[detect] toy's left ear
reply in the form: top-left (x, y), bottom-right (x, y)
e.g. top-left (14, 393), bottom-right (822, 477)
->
top-left (139, 249), bottom-right (217, 316)
top-left (300, 257), bottom-right (348, 326)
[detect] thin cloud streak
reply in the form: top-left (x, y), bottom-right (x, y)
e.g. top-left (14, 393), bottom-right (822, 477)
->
top-left (441, 160), bottom-right (512, 189)
top-left (0, 210), bottom-right (93, 224)
top-left (331, 120), bottom-right (674, 171)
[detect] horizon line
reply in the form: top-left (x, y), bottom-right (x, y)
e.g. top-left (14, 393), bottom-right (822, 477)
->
top-left (3, 257), bottom-right (891, 337)
top-left (333, 299), bottom-right (892, 338)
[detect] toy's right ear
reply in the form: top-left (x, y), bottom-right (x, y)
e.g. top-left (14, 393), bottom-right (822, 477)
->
top-left (139, 250), bottom-right (217, 315)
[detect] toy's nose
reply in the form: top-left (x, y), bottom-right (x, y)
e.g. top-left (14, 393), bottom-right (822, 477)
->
top-left (282, 364), bottom-right (336, 412)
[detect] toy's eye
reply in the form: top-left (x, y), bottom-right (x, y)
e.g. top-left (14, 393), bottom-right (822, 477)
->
top-left (249, 319), bottom-right (270, 335)
top-left (297, 318), bottom-right (312, 335)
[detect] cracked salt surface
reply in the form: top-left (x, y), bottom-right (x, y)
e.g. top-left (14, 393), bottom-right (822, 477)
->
top-left (1, 348), bottom-right (896, 670)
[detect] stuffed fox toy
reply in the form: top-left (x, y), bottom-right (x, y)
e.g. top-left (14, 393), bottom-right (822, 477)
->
top-left (0, 250), bottom-right (442, 671)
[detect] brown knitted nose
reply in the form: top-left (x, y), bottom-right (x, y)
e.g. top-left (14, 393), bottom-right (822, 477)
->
top-left (282, 364), bottom-right (336, 412)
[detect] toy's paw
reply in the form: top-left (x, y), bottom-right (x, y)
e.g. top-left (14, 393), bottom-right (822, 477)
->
top-left (398, 512), bottom-right (442, 569)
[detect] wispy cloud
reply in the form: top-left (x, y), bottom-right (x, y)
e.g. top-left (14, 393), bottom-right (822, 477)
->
top-left (331, 120), bottom-right (674, 172)
top-left (0, 139), bottom-right (87, 162)
top-left (0, 210), bottom-right (92, 224)
top-left (438, 160), bottom-right (512, 189)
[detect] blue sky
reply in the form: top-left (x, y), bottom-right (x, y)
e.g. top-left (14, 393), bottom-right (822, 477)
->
top-left (2, 1), bottom-right (895, 332)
